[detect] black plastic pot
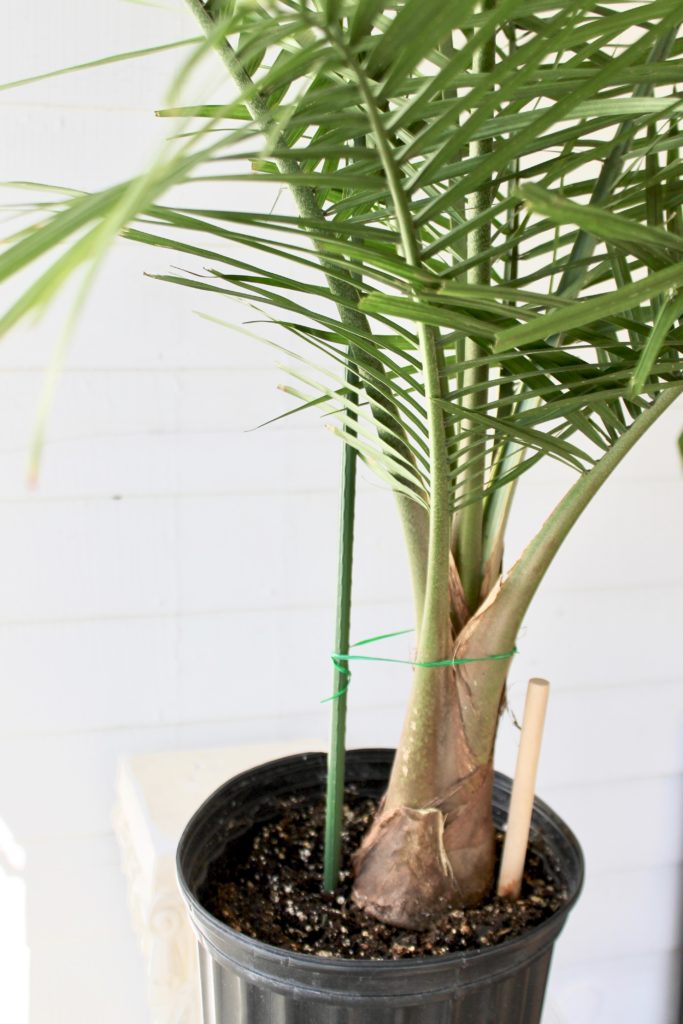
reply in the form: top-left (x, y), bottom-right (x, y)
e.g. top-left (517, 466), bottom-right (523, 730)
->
top-left (177, 749), bottom-right (583, 1024)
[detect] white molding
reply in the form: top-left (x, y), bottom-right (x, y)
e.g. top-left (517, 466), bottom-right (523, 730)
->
top-left (113, 740), bottom-right (322, 1024)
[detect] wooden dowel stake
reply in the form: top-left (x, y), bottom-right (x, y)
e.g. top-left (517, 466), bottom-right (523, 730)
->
top-left (497, 678), bottom-right (550, 900)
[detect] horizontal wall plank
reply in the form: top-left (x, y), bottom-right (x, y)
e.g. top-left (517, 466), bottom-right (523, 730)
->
top-left (546, 862), bottom-right (682, 965)
top-left (30, 931), bottom-right (147, 1024)
top-left (0, 498), bottom-right (177, 619)
top-left (1, 0), bottom-right (189, 113)
top-left (542, 775), bottom-right (683, 876)
top-left (0, 617), bottom-right (174, 733)
top-left (547, 949), bottom-right (681, 1024)
top-left (495, 678), bottom-right (683, 787)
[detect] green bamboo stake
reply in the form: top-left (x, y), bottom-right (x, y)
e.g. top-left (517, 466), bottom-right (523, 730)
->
top-left (323, 361), bottom-right (359, 892)
top-left (323, 125), bottom-right (365, 891)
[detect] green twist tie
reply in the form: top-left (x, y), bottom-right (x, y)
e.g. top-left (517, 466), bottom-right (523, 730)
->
top-left (324, 628), bottom-right (517, 703)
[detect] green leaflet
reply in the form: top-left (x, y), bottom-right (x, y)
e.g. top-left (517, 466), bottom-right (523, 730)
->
top-left (629, 291), bottom-right (683, 397)
top-left (0, 37), bottom-right (201, 92)
top-left (519, 183), bottom-right (683, 265)
top-left (495, 263), bottom-right (683, 351)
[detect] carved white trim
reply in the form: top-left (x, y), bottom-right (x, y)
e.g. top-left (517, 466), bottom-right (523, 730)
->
top-left (113, 741), bottom-right (321, 1024)
top-left (113, 793), bottom-right (201, 1024)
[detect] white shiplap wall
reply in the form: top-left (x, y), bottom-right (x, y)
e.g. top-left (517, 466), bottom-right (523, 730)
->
top-left (0, 4), bottom-right (681, 1023)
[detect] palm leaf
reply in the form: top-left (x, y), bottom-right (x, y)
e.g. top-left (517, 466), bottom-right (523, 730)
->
top-left (1, 0), bottom-right (681, 522)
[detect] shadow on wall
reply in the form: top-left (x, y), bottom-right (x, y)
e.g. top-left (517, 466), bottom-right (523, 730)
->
top-left (0, 737), bottom-right (151, 1024)
top-left (0, 818), bottom-right (29, 1024)
top-left (678, 790), bottom-right (683, 1024)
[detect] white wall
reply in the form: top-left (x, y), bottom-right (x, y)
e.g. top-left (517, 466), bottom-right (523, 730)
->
top-left (0, 4), bottom-right (681, 1023)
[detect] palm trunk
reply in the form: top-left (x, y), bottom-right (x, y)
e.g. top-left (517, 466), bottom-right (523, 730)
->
top-left (353, 0), bottom-right (502, 928)
top-left (352, 578), bottom-right (515, 927)
top-left (353, 384), bottom-right (681, 929)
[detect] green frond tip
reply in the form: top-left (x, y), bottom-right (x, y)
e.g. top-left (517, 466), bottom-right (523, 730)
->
top-left (0, 37), bottom-right (201, 93)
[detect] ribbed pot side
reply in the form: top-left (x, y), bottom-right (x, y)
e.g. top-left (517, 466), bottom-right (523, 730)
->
top-left (177, 749), bottom-right (583, 1024)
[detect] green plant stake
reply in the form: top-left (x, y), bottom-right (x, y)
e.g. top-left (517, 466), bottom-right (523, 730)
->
top-left (323, 362), bottom-right (359, 892)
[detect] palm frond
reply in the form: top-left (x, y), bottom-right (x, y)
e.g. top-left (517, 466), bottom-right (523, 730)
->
top-left (1, 0), bottom-right (682, 518)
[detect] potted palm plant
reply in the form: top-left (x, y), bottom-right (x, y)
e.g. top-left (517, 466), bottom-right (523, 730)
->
top-left (3, 1), bottom-right (682, 1021)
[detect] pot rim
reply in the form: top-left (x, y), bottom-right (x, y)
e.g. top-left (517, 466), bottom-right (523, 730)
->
top-left (176, 748), bottom-right (584, 973)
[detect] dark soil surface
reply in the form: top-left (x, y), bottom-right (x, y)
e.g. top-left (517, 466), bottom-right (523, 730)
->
top-left (200, 789), bottom-right (567, 960)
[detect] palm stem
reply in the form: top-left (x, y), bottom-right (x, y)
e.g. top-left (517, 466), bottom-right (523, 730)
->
top-left (336, 38), bottom-right (454, 808)
top-left (499, 385), bottom-right (683, 625)
top-left (323, 363), bottom-right (358, 891)
top-left (455, 0), bottom-right (497, 612)
top-left (442, 384), bottom-right (683, 772)
top-left (184, 0), bottom-right (430, 618)
top-left (339, 41), bottom-right (451, 649)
